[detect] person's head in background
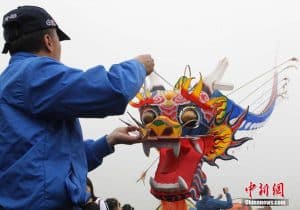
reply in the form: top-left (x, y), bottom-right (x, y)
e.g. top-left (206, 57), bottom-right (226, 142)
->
top-left (105, 198), bottom-right (121, 210)
top-left (86, 177), bottom-right (97, 202)
top-left (122, 204), bottom-right (134, 210)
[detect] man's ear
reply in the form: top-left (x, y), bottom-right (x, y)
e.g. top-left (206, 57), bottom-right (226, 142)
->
top-left (43, 33), bottom-right (54, 52)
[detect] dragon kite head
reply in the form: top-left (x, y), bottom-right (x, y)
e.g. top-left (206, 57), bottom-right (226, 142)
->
top-left (129, 59), bottom-right (282, 202)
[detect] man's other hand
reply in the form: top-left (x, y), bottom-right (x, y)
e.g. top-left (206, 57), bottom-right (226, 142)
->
top-left (107, 126), bottom-right (145, 146)
top-left (135, 54), bottom-right (154, 75)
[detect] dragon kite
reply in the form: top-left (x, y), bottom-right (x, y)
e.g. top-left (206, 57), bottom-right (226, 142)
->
top-left (124, 57), bottom-right (297, 210)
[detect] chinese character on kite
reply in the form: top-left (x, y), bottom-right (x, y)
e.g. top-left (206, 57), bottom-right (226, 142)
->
top-left (122, 57), bottom-right (298, 210)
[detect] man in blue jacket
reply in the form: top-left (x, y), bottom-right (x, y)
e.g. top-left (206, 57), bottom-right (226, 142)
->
top-left (0, 6), bottom-right (154, 210)
top-left (196, 185), bottom-right (233, 210)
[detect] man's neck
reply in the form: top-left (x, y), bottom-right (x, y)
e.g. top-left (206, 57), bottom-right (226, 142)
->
top-left (36, 50), bottom-right (58, 61)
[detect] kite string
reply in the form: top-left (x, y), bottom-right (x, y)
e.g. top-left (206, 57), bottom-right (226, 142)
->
top-left (226, 58), bottom-right (298, 97)
top-left (152, 58), bottom-right (298, 97)
top-left (153, 70), bottom-right (173, 88)
top-left (236, 65), bottom-right (293, 109)
top-left (248, 79), bottom-right (287, 112)
top-left (136, 156), bottom-right (159, 184)
top-left (237, 73), bottom-right (277, 105)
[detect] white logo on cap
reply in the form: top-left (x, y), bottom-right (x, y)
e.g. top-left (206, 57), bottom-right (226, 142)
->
top-left (4, 13), bottom-right (17, 22)
top-left (46, 19), bottom-right (57, 27)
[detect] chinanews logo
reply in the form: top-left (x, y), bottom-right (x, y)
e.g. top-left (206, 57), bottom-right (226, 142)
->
top-left (244, 198), bottom-right (289, 206)
top-left (241, 181), bottom-right (289, 207)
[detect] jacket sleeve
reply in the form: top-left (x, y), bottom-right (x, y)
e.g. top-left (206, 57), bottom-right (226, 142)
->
top-left (209, 193), bottom-right (233, 209)
top-left (3, 57), bottom-right (146, 118)
top-left (84, 136), bottom-right (114, 171)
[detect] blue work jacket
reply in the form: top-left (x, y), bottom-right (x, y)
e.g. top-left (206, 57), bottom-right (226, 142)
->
top-left (0, 52), bottom-right (146, 210)
top-left (196, 193), bottom-right (233, 210)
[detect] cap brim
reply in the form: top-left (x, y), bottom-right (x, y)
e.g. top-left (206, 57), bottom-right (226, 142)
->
top-left (2, 43), bottom-right (9, 54)
top-left (57, 27), bottom-right (70, 41)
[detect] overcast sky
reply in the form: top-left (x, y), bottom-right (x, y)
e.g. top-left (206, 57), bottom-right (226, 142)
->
top-left (1, 1), bottom-right (300, 209)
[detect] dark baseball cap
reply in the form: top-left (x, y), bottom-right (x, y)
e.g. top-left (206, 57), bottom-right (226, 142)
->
top-left (2, 5), bottom-right (70, 54)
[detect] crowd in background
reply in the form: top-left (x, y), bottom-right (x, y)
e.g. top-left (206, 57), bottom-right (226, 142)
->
top-left (84, 177), bottom-right (134, 210)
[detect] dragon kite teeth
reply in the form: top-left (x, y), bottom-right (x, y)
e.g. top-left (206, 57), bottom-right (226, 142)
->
top-left (191, 141), bottom-right (202, 154)
top-left (142, 137), bottom-right (204, 157)
top-left (150, 176), bottom-right (188, 192)
top-left (142, 139), bottom-right (180, 158)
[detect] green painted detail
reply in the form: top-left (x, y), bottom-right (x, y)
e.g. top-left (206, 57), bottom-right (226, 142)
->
top-left (153, 120), bottom-right (165, 127)
top-left (174, 76), bottom-right (188, 90)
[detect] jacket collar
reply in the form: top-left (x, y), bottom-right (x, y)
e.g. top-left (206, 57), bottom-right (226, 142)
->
top-left (9, 52), bottom-right (38, 64)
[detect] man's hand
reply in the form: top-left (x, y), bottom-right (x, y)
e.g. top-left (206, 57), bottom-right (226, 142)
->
top-left (135, 54), bottom-right (154, 75)
top-left (223, 187), bottom-right (229, 194)
top-left (106, 126), bottom-right (145, 146)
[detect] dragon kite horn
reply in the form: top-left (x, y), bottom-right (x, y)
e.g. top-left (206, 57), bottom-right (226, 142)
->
top-left (180, 72), bottom-right (213, 110)
top-left (204, 57), bottom-right (234, 92)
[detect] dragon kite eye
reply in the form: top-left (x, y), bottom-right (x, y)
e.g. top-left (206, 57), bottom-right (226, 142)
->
top-left (179, 107), bottom-right (200, 128)
top-left (141, 109), bottom-right (158, 125)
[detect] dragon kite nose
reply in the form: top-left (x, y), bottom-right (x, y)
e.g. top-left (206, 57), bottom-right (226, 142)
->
top-left (149, 123), bottom-right (175, 137)
top-left (146, 116), bottom-right (182, 138)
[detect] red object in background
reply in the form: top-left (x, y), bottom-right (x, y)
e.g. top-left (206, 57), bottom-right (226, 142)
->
top-left (229, 203), bottom-right (251, 210)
